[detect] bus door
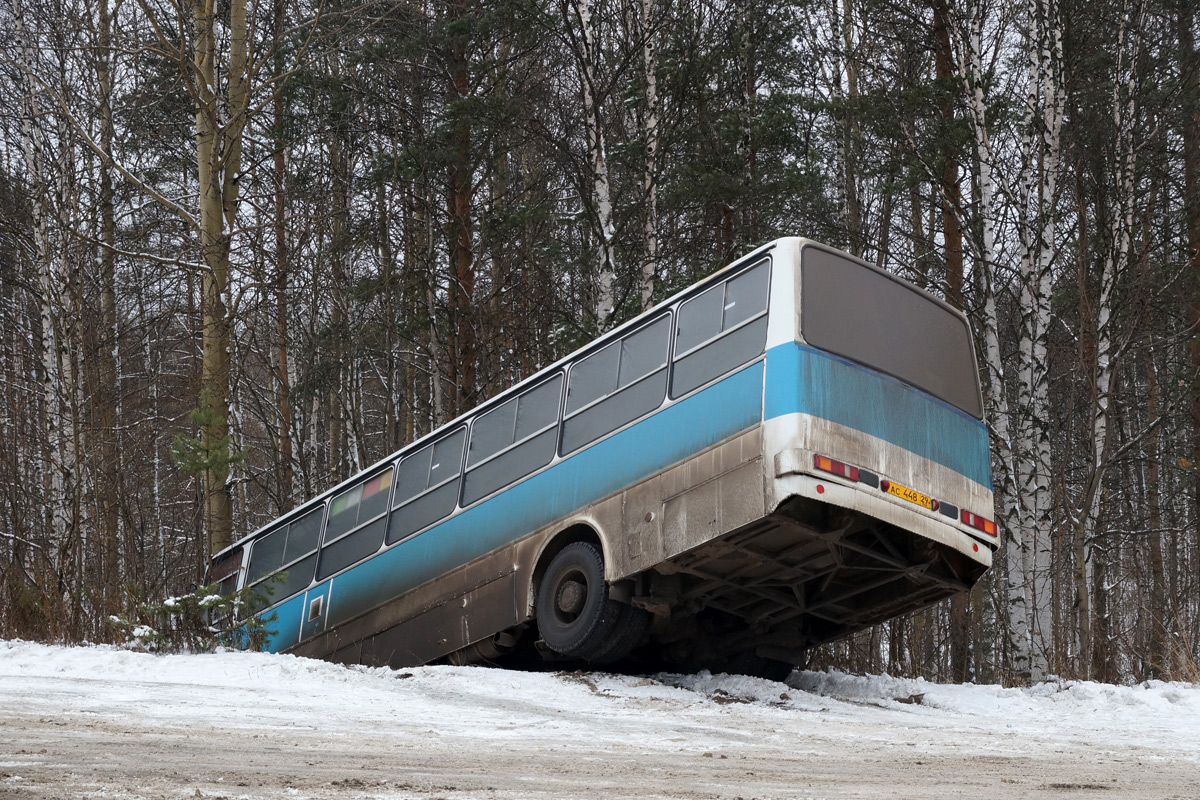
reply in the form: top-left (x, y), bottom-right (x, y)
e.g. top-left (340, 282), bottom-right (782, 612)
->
top-left (300, 581), bottom-right (332, 640)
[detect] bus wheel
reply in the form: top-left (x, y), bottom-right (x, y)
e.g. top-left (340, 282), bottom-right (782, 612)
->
top-left (536, 542), bottom-right (622, 660)
top-left (586, 601), bottom-right (650, 665)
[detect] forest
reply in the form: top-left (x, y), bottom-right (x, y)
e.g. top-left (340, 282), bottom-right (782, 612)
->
top-left (0, 0), bottom-right (1196, 686)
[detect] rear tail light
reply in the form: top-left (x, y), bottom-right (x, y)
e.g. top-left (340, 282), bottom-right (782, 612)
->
top-left (961, 510), bottom-right (998, 537)
top-left (816, 456), bottom-right (983, 539)
top-left (814, 454), bottom-right (859, 481)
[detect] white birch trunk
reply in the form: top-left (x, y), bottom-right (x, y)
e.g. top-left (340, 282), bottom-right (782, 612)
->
top-left (13, 0), bottom-right (72, 564)
top-left (1010, 0), bottom-right (1065, 682)
top-left (639, 0), bottom-right (659, 310)
top-left (831, 0), bottom-right (862, 256)
top-left (572, 0), bottom-right (617, 323)
top-left (953, 0), bottom-right (1033, 681)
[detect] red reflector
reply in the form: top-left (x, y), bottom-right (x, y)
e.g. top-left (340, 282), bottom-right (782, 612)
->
top-left (813, 454), bottom-right (859, 482)
top-left (880, 479), bottom-right (890, 492)
top-left (816, 484), bottom-right (825, 494)
top-left (961, 509), bottom-right (999, 537)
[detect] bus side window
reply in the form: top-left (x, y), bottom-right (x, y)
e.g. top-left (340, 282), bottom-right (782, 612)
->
top-left (245, 504), bottom-right (324, 607)
top-left (209, 546), bottom-right (244, 597)
top-left (317, 467), bottom-right (394, 580)
top-left (246, 525), bottom-right (287, 585)
top-left (461, 374), bottom-right (562, 506)
top-left (561, 315), bottom-right (670, 455)
top-left (671, 259), bottom-right (770, 398)
top-left (387, 428), bottom-right (466, 544)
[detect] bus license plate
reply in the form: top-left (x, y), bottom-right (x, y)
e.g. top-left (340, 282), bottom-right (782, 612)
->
top-left (885, 481), bottom-right (933, 510)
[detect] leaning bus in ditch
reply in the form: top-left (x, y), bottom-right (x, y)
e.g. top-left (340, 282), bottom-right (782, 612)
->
top-left (208, 237), bottom-right (995, 675)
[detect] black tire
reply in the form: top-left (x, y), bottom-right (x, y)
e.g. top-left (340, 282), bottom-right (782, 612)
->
top-left (536, 542), bottom-right (623, 659)
top-left (587, 601), bottom-right (651, 665)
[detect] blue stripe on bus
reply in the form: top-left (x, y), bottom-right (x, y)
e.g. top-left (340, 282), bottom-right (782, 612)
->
top-left (263, 594), bottom-right (305, 651)
top-left (261, 360), bottom-right (767, 653)
top-left (763, 342), bottom-right (992, 489)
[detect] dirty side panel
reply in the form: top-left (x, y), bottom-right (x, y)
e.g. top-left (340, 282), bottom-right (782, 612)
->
top-left (287, 364), bottom-right (767, 666)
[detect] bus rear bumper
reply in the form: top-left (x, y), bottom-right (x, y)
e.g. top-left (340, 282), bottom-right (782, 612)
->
top-left (773, 463), bottom-right (994, 567)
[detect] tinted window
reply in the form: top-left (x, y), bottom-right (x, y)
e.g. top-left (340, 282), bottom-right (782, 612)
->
top-left (386, 429), bottom-right (465, 543)
top-left (429, 431), bottom-right (465, 488)
top-left (618, 317), bottom-right (670, 388)
top-left (515, 376), bottom-right (562, 440)
top-left (358, 470), bottom-right (392, 522)
top-left (468, 398), bottom-right (517, 468)
top-left (670, 260), bottom-right (769, 397)
top-left (247, 526), bottom-right (287, 584)
top-left (801, 247), bottom-right (982, 418)
top-left (210, 547), bottom-right (243, 597)
top-left (325, 484), bottom-right (362, 540)
top-left (247, 503), bottom-right (327, 590)
top-left (675, 285), bottom-right (723, 354)
top-left (461, 376), bottom-right (563, 506)
top-left (566, 342), bottom-right (619, 415)
top-left (723, 261), bottom-right (770, 329)
top-left (251, 553), bottom-right (316, 609)
top-left (393, 446), bottom-right (431, 506)
top-left (561, 371), bottom-right (668, 455)
top-left (387, 483), bottom-right (459, 543)
top-left (325, 468), bottom-right (393, 543)
top-left (560, 317), bottom-right (672, 456)
top-left (567, 315), bottom-right (670, 417)
top-left (318, 516), bottom-right (387, 580)
top-left (283, 507), bottom-right (323, 563)
top-left (671, 317), bottom-right (767, 397)
top-left (470, 376), bottom-right (562, 467)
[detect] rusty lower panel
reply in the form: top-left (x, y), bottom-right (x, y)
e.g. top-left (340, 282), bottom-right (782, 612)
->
top-left (654, 493), bottom-right (987, 656)
top-left (291, 537), bottom-right (539, 668)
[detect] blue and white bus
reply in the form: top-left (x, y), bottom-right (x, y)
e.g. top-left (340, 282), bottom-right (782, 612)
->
top-left (209, 238), bottom-right (996, 675)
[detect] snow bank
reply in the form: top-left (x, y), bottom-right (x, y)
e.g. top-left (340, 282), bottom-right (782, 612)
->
top-left (2, 639), bottom-right (1197, 762)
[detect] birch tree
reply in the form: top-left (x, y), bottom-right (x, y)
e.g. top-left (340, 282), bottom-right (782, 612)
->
top-left (566, 0), bottom-right (617, 323)
top-left (637, 0), bottom-right (658, 309)
top-left (11, 0), bottom-right (77, 618)
top-left (1013, 0), bottom-right (1065, 681)
top-left (949, 0), bottom-right (1033, 682)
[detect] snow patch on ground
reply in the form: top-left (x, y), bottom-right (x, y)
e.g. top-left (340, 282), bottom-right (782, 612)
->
top-left (2, 640), bottom-right (1199, 798)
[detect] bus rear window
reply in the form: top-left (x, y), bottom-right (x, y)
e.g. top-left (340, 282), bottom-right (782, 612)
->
top-left (800, 247), bottom-right (982, 419)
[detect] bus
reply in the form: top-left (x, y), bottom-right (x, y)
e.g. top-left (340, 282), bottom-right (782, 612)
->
top-left (208, 237), bottom-right (996, 676)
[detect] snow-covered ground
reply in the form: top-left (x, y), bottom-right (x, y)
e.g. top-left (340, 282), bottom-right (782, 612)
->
top-left (1, 640), bottom-right (1197, 799)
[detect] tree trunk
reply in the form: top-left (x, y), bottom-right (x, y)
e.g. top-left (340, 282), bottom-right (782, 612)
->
top-left (932, 0), bottom-right (968, 680)
top-left (1180, 6), bottom-right (1200, 546)
top-left (192, 0), bottom-right (248, 556)
top-left (13, 0), bottom-right (72, 607)
top-left (94, 0), bottom-right (122, 622)
top-left (328, 99), bottom-right (349, 483)
top-left (932, 0), bottom-right (964, 306)
top-left (639, 0), bottom-right (659, 310)
top-left (1014, 0), bottom-right (1065, 682)
top-left (447, 0), bottom-right (477, 415)
top-left (572, 0), bottom-right (617, 323)
top-left (837, 0), bottom-right (863, 257)
top-left (953, 0), bottom-right (1028, 682)
top-left (272, 0), bottom-right (294, 513)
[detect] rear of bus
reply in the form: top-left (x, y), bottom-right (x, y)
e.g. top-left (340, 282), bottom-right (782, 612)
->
top-left (761, 240), bottom-right (995, 646)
